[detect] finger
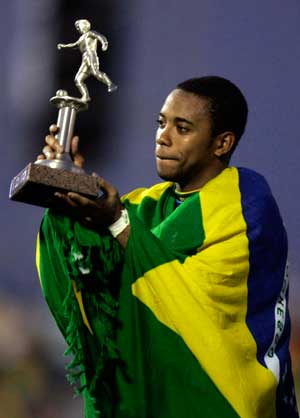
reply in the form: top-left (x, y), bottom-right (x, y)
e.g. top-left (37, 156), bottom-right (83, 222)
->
top-left (71, 136), bottom-right (85, 168)
top-left (54, 192), bottom-right (79, 207)
top-left (74, 154), bottom-right (85, 168)
top-left (42, 145), bottom-right (55, 159)
top-left (49, 124), bottom-right (59, 135)
top-left (45, 135), bottom-right (63, 153)
top-left (92, 173), bottom-right (106, 196)
top-left (71, 136), bottom-right (80, 155)
top-left (94, 174), bottom-right (118, 198)
top-left (36, 154), bottom-right (45, 160)
top-left (43, 145), bottom-right (53, 153)
top-left (67, 192), bottom-right (93, 207)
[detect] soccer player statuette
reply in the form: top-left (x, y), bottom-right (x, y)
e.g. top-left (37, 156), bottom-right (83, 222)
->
top-left (57, 19), bottom-right (117, 102)
top-left (9, 19), bottom-right (117, 208)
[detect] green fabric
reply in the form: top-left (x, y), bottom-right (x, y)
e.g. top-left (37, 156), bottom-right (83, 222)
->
top-left (37, 185), bottom-right (239, 418)
top-left (38, 210), bottom-right (124, 417)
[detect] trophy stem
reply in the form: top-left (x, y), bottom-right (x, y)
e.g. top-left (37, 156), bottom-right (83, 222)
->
top-left (57, 105), bottom-right (77, 154)
top-left (35, 89), bottom-right (88, 173)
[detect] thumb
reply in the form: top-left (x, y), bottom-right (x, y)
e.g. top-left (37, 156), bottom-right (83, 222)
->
top-left (93, 173), bottom-right (118, 198)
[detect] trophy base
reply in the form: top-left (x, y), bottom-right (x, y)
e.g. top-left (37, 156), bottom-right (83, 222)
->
top-left (9, 162), bottom-right (99, 209)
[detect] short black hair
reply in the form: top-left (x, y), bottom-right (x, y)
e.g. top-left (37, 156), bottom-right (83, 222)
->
top-left (176, 76), bottom-right (248, 154)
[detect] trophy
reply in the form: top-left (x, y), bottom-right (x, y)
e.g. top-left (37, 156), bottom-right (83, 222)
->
top-left (9, 19), bottom-right (117, 208)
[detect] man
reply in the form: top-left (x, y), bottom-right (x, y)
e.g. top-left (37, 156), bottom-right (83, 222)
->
top-left (36, 76), bottom-right (299, 418)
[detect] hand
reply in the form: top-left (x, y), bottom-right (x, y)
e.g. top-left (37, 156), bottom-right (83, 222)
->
top-left (36, 124), bottom-right (84, 169)
top-left (102, 42), bottom-right (108, 51)
top-left (54, 174), bottom-right (123, 229)
top-left (57, 43), bottom-right (63, 50)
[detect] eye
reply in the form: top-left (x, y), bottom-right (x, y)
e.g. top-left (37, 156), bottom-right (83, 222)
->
top-left (177, 125), bottom-right (189, 134)
top-left (156, 118), bottom-right (165, 129)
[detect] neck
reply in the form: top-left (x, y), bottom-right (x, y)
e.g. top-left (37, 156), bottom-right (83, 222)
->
top-left (175, 161), bottom-right (228, 192)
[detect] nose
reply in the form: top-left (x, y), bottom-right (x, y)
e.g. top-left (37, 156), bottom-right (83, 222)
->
top-left (156, 124), bottom-right (172, 146)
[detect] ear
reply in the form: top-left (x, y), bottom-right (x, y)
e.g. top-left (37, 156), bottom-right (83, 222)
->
top-left (214, 132), bottom-right (236, 157)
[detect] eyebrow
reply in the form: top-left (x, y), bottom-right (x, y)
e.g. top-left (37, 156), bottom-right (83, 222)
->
top-left (159, 112), bottom-right (194, 126)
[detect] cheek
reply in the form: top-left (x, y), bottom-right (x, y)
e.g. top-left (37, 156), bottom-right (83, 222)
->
top-left (180, 143), bottom-right (210, 168)
top-left (179, 138), bottom-right (203, 157)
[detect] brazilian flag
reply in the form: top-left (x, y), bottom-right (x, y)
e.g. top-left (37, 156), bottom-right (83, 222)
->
top-left (36, 167), bottom-right (298, 418)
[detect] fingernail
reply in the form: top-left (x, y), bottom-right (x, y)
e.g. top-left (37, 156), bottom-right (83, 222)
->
top-left (92, 172), bottom-right (102, 179)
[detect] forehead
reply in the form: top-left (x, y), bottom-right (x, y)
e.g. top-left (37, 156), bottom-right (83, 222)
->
top-left (160, 89), bottom-right (209, 120)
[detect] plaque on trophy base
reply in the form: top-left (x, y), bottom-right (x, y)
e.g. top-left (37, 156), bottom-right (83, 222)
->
top-left (9, 19), bottom-right (117, 209)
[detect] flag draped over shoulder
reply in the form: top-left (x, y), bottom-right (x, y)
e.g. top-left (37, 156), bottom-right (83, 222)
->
top-left (36, 167), bottom-right (298, 418)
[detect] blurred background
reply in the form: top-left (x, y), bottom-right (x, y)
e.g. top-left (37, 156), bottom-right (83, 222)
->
top-left (1, 0), bottom-right (299, 416)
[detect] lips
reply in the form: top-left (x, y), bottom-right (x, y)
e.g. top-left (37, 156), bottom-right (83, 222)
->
top-left (156, 154), bottom-right (178, 160)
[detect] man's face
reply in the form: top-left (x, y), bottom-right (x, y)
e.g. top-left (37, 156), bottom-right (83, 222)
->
top-left (155, 89), bottom-right (218, 191)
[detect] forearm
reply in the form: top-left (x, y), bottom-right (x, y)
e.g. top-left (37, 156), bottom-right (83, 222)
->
top-left (59, 42), bottom-right (78, 49)
top-left (115, 225), bottom-right (131, 248)
top-left (95, 32), bottom-right (107, 45)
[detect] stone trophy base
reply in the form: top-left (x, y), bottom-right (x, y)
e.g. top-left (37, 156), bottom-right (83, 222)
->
top-left (9, 90), bottom-right (100, 209)
top-left (9, 162), bottom-right (99, 209)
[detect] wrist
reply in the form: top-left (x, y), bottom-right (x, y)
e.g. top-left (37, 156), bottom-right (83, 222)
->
top-left (108, 208), bottom-right (130, 238)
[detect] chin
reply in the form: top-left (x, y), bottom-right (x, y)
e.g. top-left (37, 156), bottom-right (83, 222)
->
top-left (156, 169), bottom-right (178, 182)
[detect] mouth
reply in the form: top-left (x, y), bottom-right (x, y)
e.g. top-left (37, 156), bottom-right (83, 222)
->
top-left (156, 155), bottom-right (178, 161)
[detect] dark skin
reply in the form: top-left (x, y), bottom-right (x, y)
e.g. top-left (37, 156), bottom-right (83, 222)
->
top-left (39, 90), bottom-right (236, 248)
top-left (155, 89), bottom-right (235, 190)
